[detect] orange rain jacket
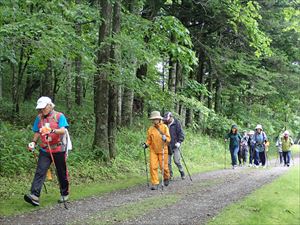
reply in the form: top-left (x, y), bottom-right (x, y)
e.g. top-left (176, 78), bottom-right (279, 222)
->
top-left (146, 122), bottom-right (171, 154)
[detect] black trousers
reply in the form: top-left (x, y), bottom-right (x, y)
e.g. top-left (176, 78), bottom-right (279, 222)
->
top-left (31, 151), bottom-right (69, 197)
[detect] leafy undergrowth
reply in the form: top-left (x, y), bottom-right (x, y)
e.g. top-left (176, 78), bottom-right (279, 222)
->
top-left (208, 165), bottom-right (300, 225)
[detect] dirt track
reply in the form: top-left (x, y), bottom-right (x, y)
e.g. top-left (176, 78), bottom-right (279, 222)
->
top-left (1, 157), bottom-right (298, 225)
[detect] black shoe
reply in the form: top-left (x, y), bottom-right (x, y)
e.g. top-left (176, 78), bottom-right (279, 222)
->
top-left (150, 185), bottom-right (158, 190)
top-left (24, 194), bottom-right (39, 206)
top-left (164, 179), bottom-right (169, 186)
top-left (180, 171), bottom-right (185, 180)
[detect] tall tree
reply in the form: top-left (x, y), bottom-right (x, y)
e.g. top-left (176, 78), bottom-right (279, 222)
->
top-left (93, 0), bottom-right (112, 160)
top-left (108, 0), bottom-right (121, 159)
top-left (75, 0), bottom-right (83, 106)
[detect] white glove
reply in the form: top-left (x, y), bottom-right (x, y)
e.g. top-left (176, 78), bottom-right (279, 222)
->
top-left (28, 142), bottom-right (36, 150)
top-left (175, 142), bottom-right (181, 148)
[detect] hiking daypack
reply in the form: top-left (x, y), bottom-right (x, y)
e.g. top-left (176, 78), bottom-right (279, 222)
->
top-left (39, 111), bottom-right (72, 155)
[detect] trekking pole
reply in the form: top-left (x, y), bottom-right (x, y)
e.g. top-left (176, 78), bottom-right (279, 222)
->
top-left (179, 148), bottom-right (192, 181)
top-left (143, 146), bottom-right (149, 187)
top-left (224, 141), bottom-right (227, 169)
top-left (46, 136), bottom-right (68, 209)
top-left (31, 150), bottom-right (48, 194)
top-left (161, 142), bottom-right (165, 190)
top-left (291, 151), bottom-right (295, 166)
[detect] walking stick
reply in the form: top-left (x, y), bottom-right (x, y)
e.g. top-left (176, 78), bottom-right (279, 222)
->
top-left (46, 136), bottom-right (68, 209)
top-left (143, 147), bottom-right (149, 187)
top-left (224, 141), bottom-right (227, 169)
top-left (161, 142), bottom-right (165, 190)
top-left (291, 151), bottom-right (295, 166)
top-left (31, 150), bottom-right (48, 194)
top-left (179, 148), bottom-right (192, 181)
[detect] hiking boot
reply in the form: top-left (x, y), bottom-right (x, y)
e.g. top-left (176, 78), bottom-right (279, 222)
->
top-left (24, 194), bottom-right (39, 206)
top-left (164, 179), bottom-right (169, 186)
top-left (150, 185), bottom-right (158, 190)
top-left (180, 171), bottom-right (185, 180)
top-left (58, 195), bottom-right (69, 203)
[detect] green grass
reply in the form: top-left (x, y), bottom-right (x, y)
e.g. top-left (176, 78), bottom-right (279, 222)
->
top-left (71, 194), bottom-right (180, 225)
top-left (207, 165), bottom-right (300, 225)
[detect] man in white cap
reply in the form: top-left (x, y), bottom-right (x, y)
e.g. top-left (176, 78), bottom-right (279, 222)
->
top-left (253, 124), bottom-right (268, 168)
top-left (24, 96), bottom-right (70, 206)
top-left (280, 131), bottom-right (294, 167)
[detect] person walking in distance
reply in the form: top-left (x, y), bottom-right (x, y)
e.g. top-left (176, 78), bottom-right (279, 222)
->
top-left (163, 112), bottom-right (185, 180)
top-left (225, 125), bottom-right (242, 169)
top-left (281, 131), bottom-right (294, 167)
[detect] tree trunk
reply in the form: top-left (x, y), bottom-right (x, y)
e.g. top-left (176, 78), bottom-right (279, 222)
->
top-left (66, 60), bottom-right (72, 111)
top-left (0, 65), bottom-right (2, 100)
top-left (11, 63), bottom-right (18, 113)
top-left (108, 0), bottom-right (121, 159)
top-left (122, 86), bottom-right (134, 126)
top-left (185, 108), bottom-right (193, 128)
top-left (197, 52), bottom-right (205, 102)
top-left (41, 60), bottom-right (54, 98)
top-left (93, 0), bottom-right (112, 160)
top-left (168, 57), bottom-right (176, 93)
top-left (133, 64), bottom-right (146, 116)
top-left (75, 54), bottom-right (83, 106)
top-left (214, 77), bottom-right (221, 113)
top-left (75, 0), bottom-right (83, 106)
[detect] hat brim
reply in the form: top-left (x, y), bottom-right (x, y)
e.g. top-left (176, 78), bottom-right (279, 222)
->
top-left (36, 102), bottom-right (48, 109)
top-left (149, 116), bottom-right (162, 120)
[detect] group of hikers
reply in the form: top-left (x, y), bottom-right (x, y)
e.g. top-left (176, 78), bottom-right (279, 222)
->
top-left (225, 124), bottom-right (295, 169)
top-left (24, 96), bottom-right (295, 207)
top-left (24, 97), bottom-right (187, 206)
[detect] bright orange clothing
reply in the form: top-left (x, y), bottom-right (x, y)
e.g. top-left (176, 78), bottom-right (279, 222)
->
top-left (146, 122), bottom-right (170, 185)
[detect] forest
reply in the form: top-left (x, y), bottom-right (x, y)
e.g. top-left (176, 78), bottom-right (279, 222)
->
top-left (0, 0), bottom-right (300, 194)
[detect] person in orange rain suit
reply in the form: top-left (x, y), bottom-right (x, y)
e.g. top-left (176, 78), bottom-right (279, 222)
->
top-left (143, 111), bottom-right (171, 190)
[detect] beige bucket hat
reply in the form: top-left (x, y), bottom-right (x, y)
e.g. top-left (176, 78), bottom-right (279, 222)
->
top-left (149, 111), bottom-right (163, 120)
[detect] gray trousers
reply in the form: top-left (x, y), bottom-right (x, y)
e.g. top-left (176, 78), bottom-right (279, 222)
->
top-left (168, 147), bottom-right (184, 177)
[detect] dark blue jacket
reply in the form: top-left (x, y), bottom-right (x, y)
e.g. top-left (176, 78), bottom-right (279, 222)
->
top-left (167, 118), bottom-right (185, 155)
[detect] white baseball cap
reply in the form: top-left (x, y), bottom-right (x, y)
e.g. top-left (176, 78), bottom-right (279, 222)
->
top-left (255, 124), bottom-right (263, 130)
top-left (36, 96), bottom-right (55, 109)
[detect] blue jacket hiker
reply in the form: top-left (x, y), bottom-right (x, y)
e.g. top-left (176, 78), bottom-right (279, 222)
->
top-left (225, 125), bottom-right (242, 169)
top-left (252, 124), bottom-right (268, 168)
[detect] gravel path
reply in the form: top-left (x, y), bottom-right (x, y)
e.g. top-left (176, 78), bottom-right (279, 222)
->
top-left (1, 157), bottom-right (298, 225)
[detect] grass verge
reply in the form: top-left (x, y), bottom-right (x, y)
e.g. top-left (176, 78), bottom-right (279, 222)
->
top-left (207, 165), bottom-right (300, 225)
